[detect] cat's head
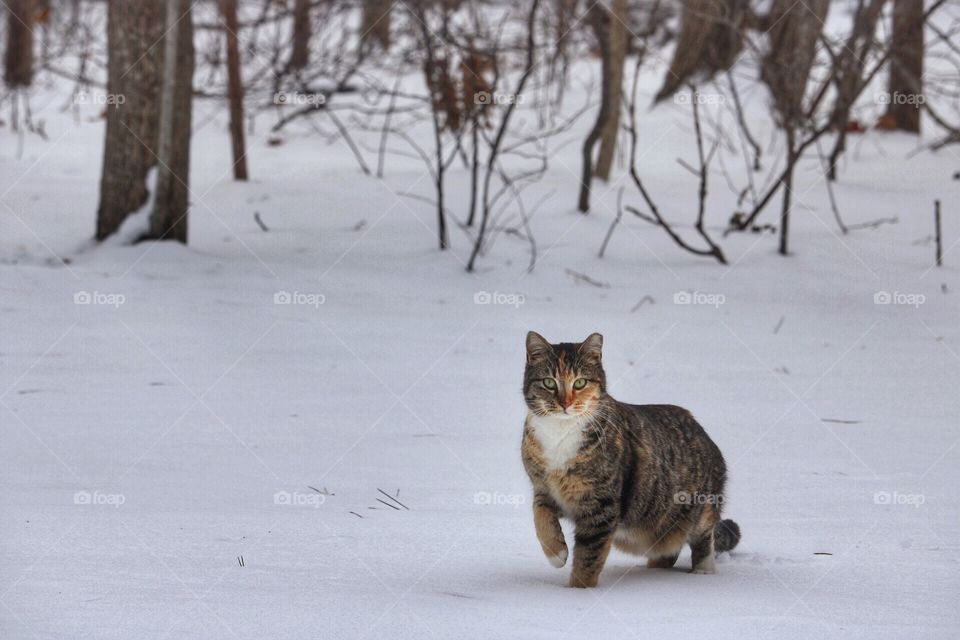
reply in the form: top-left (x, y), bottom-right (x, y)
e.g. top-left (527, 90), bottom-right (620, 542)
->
top-left (523, 331), bottom-right (606, 419)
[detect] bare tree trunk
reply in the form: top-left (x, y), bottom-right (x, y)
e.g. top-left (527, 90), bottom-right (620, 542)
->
top-left (780, 130), bottom-right (797, 256)
top-left (467, 117), bottom-right (480, 227)
top-left (221, 0), bottom-right (248, 180)
top-left (886, 0), bottom-right (923, 133)
top-left (3, 0), bottom-right (34, 88)
top-left (594, 0), bottom-right (628, 181)
top-left (826, 0), bottom-right (887, 180)
top-left (288, 0), bottom-right (311, 71)
top-left (150, 0), bottom-right (194, 243)
top-left (761, 0), bottom-right (830, 130)
top-left (577, 3), bottom-right (616, 211)
top-left (654, 0), bottom-right (751, 103)
top-left (361, 0), bottom-right (392, 51)
top-left (761, 0), bottom-right (829, 256)
top-left (96, 0), bottom-right (164, 241)
top-left (416, 9), bottom-right (450, 250)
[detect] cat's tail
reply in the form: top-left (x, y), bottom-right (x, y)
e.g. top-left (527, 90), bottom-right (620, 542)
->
top-left (713, 519), bottom-right (741, 553)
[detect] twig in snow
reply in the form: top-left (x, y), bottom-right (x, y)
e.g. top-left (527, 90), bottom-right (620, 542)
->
top-left (375, 498), bottom-right (401, 510)
top-left (821, 418), bottom-right (862, 424)
top-left (565, 269), bottom-right (610, 289)
top-left (377, 488), bottom-right (409, 510)
top-left (773, 316), bottom-right (785, 335)
top-left (308, 486), bottom-right (334, 495)
top-left (630, 296), bottom-right (654, 312)
top-left (253, 212), bottom-right (269, 231)
top-left (349, 511), bottom-right (364, 518)
top-left (845, 216), bottom-right (898, 231)
top-left (935, 200), bottom-right (942, 267)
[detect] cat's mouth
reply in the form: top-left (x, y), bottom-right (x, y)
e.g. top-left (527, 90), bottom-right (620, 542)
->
top-left (548, 408), bottom-right (586, 420)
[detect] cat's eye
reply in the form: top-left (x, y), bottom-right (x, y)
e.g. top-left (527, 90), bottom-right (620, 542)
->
top-left (573, 378), bottom-right (587, 390)
top-left (542, 378), bottom-right (557, 390)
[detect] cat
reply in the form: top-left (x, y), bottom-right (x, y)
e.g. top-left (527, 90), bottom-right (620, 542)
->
top-left (520, 331), bottom-right (740, 588)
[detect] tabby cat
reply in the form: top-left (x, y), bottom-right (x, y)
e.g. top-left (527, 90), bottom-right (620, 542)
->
top-left (520, 331), bottom-right (740, 588)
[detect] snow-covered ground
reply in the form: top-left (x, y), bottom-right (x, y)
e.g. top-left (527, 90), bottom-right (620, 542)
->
top-left (2, 57), bottom-right (959, 639)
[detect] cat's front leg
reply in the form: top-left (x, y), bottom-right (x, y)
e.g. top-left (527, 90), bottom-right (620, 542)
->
top-left (532, 492), bottom-right (568, 568)
top-left (569, 522), bottom-right (616, 588)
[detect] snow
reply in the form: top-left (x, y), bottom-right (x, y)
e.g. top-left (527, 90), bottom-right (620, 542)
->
top-left (2, 59), bottom-right (960, 639)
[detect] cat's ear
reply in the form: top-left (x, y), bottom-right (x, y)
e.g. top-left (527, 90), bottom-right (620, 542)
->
top-left (578, 333), bottom-right (603, 362)
top-left (526, 331), bottom-right (553, 364)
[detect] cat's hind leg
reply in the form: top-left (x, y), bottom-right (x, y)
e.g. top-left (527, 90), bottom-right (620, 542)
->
top-left (646, 552), bottom-right (679, 569)
top-left (688, 529), bottom-right (715, 574)
top-left (645, 529), bottom-right (685, 569)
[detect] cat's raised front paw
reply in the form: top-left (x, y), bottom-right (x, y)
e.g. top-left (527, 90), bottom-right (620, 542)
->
top-left (547, 547), bottom-right (568, 568)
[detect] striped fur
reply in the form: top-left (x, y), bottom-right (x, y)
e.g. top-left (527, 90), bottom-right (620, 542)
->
top-left (520, 331), bottom-right (740, 587)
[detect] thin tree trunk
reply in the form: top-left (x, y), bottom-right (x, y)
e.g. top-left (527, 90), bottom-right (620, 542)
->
top-left (886, 0), bottom-right (923, 132)
top-left (3, 0), bottom-right (34, 88)
top-left (779, 129), bottom-right (797, 256)
top-left (578, 125), bottom-right (603, 212)
top-left (417, 11), bottom-right (449, 250)
top-left (288, 0), bottom-right (311, 71)
top-left (467, 117), bottom-right (480, 227)
top-left (826, 0), bottom-right (886, 180)
top-left (221, 0), bottom-right (248, 180)
top-left (594, 0), bottom-right (628, 181)
top-left (361, 0), bottom-right (392, 51)
top-left (96, 0), bottom-right (164, 241)
top-left (150, 0), bottom-right (194, 243)
top-left (577, 3), bottom-right (613, 212)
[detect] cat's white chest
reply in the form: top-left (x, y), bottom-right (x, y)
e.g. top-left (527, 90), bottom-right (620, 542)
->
top-left (528, 413), bottom-right (587, 471)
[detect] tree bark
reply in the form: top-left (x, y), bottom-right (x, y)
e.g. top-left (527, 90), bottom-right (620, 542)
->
top-left (593, 0), bottom-right (628, 181)
top-left (654, 0), bottom-right (751, 103)
top-left (221, 0), bottom-right (248, 180)
top-left (577, 2), bottom-right (616, 211)
top-left (150, 0), bottom-right (194, 243)
top-left (96, 0), bottom-right (164, 241)
top-left (886, 0), bottom-right (923, 132)
top-left (761, 0), bottom-right (830, 130)
top-left (288, 0), bottom-right (311, 71)
top-left (3, 0), bottom-right (34, 88)
top-left (361, 0), bottom-right (392, 51)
